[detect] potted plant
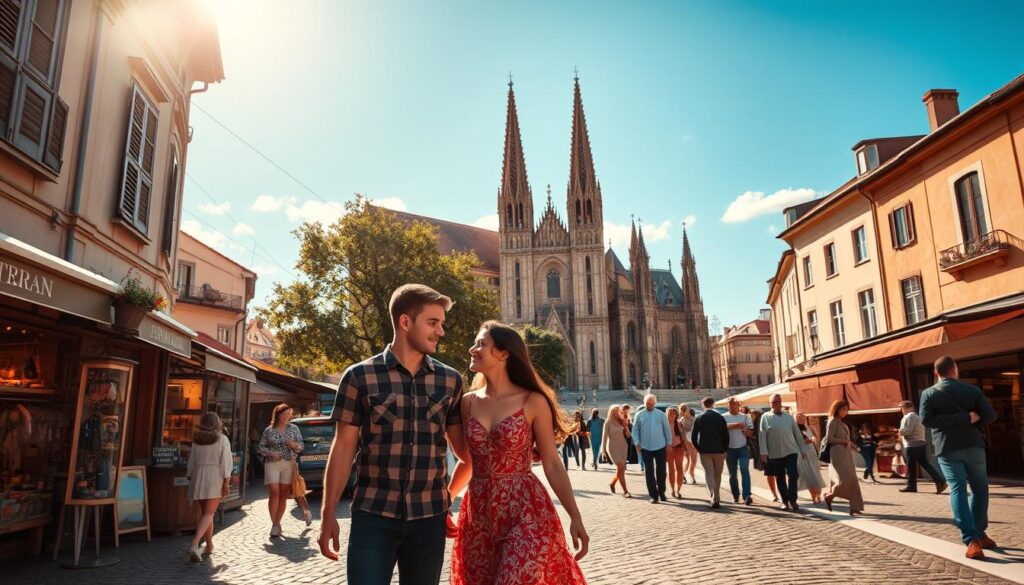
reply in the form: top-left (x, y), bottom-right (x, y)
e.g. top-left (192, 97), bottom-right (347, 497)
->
top-left (113, 270), bottom-right (168, 331)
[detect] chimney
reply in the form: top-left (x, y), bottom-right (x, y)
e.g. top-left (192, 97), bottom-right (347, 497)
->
top-left (922, 89), bottom-right (959, 131)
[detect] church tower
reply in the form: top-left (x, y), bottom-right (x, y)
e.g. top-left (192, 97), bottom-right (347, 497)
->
top-left (629, 221), bottom-right (660, 386)
top-left (566, 75), bottom-right (611, 390)
top-left (498, 80), bottom-right (535, 325)
top-left (680, 226), bottom-right (713, 387)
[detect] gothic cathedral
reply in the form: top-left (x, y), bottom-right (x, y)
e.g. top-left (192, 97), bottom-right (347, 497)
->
top-left (497, 77), bottom-right (713, 391)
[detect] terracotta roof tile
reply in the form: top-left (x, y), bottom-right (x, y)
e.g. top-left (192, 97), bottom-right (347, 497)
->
top-left (379, 207), bottom-right (499, 273)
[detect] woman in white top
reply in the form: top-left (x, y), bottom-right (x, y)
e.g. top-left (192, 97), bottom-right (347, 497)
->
top-left (186, 412), bottom-right (233, 562)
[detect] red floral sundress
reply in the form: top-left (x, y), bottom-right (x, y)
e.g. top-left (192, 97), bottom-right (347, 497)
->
top-left (451, 407), bottom-right (587, 585)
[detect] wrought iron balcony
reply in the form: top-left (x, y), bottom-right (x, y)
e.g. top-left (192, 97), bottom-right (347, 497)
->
top-left (938, 229), bottom-right (1018, 280)
top-left (176, 283), bottom-right (245, 312)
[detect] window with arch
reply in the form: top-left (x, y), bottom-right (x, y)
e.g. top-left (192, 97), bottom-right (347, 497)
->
top-left (671, 326), bottom-right (681, 350)
top-left (589, 341), bottom-right (596, 374)
top-left (546, 269), bottom-right (561, 299)
top-left (585, 256), bottom-right (593, 315)
top-left (628, 363), bottom-right (637, 386)
top-left (517, 202), bottom-right (524, 228)
top-left (586, 200), bottom-right (593, 223)
top-left (627, 321), bottom-right (637, 351)
top-left (575, 199), bottom-right (582, 224)
top-left (954, 172), bottom-right (989, 242)
top-left (506, 203), bottom-right (513, 227)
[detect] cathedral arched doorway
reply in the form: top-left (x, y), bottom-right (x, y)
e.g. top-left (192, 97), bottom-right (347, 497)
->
top-left (628, 363), bottom-right (637, 388)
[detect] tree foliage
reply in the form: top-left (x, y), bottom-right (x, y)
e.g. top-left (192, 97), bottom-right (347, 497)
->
top-left (519, 324), bottom-right (567, 390)
top-left (259, 196), bottom-right (499, 374)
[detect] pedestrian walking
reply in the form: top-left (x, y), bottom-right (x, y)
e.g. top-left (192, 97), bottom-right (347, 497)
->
top-left (920, 356), bottom-right (997, 560)
top-left (795, 412), bottom-right (825, 504)
top-left (749, 410), bottom-right (779, 501)
top-left (448, 321), bottom-right (588, 584)
top-left (562, 416), bottom-right (581, 470)
top-left (622, 404), bottom-right (639, 468)
top-left (723, 397), bottom-right (754, 505)
top-left (857, 422), bottom-right (879, 483)
top-left (575, 410), bottom-right (590, 470)
top-left (681, 406), bottom-right (698, 484)
top-left (602, 405), bottom-right (631, 497)
top-left (632, 393), bottom-right (672, 504)
top-left (759, 393), bottom-right (803, 511)
top-left (823, 400), bottom-right (864, 516)
top-left (592, 389), bottom-right (598, 406)
top-left (186, 412), bottom-right (232, 562)
top-left (898, 400), bottom-right (947, 494)
top-left (665, 407), bottom-right (685, 498)
top-left (588, 408), bottom-right (604, 470)
top-left (317, 284), bottom-right (466, 585)
top-left (260, 403), bottom-right (303, 538)
top-left (691, 396), bottom-right (730, 508)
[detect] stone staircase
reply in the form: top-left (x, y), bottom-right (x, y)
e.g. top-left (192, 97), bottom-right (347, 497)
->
top-left (624, 387), bottom-right (736, 404)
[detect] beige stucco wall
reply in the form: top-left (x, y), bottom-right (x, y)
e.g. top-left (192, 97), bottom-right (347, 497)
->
top-left (787, 195), bottom-right (887, 354)
top-left (0, 0), bottom-right (218, 307)
top-left (769, 257), bottom-right (808, 381)
top-left (871, 100), bottom-right (1024, 323)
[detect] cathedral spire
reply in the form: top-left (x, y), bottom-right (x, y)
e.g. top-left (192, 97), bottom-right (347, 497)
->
top-left (567, 75), bottom-right (602, 231)
top-left (681, 224), bottom-right (703, 309)
top-left (499, 78), bottom-right (532, 231)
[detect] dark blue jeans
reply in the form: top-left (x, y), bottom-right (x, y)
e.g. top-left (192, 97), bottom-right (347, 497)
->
top-left (861, 446), bottom-right (876, 479)
top-left (347, 509), bottom-right (447, 585)
top-left (562, 435), bottom-right (579, 469)
top-left (937, 447), bottom-right (989, 545)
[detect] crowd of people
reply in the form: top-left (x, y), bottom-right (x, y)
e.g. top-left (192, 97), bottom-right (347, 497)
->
top-left (179, 282), bottom-right (999, 584)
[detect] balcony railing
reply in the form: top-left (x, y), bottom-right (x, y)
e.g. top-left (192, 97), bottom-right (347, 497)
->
top-left (938, 229), bottom-right (1018, 280)
top-left (176, 284), bottom-right (245, 312)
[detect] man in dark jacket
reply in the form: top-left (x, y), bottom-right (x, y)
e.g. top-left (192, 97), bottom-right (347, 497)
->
top-left (690, 396), bottom-right (730, 508)
top-left (920, 356), bottom-right (997, 560)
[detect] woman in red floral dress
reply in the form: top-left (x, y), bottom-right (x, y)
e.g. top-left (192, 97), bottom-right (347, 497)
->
top-left (446, 321), bottom-right (588, 585)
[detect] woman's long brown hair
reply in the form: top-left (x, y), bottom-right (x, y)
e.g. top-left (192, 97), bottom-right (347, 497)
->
top-left (270, 403), bottom-right (293, 428)
top-left (471, 321), bottom-right (575, 443)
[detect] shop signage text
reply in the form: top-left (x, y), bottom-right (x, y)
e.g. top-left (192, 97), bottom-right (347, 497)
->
top-left (0, 259), bottom-right (54, 298)
top-left (138, 317), bottom-right (191, 358)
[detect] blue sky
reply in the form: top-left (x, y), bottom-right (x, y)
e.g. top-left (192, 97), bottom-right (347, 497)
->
top-left (183, 0), bottom-right (1024, 329)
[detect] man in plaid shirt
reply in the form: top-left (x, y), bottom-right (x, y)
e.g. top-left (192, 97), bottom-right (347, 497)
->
top-left (318, 284), bottom-right (467, 585)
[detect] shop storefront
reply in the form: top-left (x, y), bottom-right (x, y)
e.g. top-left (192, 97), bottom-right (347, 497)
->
top-left (149, 335), bottom-right (255, 534)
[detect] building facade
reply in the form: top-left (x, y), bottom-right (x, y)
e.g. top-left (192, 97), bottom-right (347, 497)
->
top-left (769, 73), bottom-right (1024, 476)
top-left (712, 317), bottom-right (774, 389)
top-left (496, 78), bottom-right (712, 390)
top-left (0, 0), bottom-right (234, 557)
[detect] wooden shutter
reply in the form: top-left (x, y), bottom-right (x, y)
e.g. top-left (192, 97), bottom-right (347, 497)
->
top-left (0, 52), bottom-right (15, 137)
top-left (905, 202), bottom-right (916, 244)
top-left (161, 149), bottom-right (180, 254)
top-left (12, 72), bottom-right (51, 158)
top-left (25, 0), bottom-right (59, 83)
top-left (41, 93), bottom-right (62, 170)
top-left (0, 0), bottom-right (22, 56)
top-left (119, 85), bottom-right (158, 233)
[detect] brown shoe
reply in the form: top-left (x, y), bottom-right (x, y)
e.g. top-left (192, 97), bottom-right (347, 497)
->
top-left (979, 535), bottom-right (997, 549)
top-left (936, 482), bottom-right (948, 494)
top-left (966, 540), bottom-right (986, 560)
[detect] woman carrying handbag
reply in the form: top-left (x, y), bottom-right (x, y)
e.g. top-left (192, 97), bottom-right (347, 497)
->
top-left (291, 458), bottom-right (313, 526)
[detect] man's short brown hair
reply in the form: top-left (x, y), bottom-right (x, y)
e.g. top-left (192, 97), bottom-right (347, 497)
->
top-left (389, 284), bottom-right (453, 328)
top-left (702, 396), bottom-right (715, 408)
top-left (934, 355), bottom-right (957, 378)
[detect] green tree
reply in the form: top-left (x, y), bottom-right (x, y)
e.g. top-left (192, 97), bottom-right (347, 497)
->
top-left (259, 196), bottom-right (499, 374)
top-left (519, 324), bottom-right (567, 389)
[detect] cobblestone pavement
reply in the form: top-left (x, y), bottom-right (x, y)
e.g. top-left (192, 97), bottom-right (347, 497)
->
top-left (5, 459), bottom-right (1017, 585)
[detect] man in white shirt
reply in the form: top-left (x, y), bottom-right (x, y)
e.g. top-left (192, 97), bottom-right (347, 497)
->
top-left (723, 397), bottom-right (754, 505)
top-left (899, 400), bottom-right (947, 494)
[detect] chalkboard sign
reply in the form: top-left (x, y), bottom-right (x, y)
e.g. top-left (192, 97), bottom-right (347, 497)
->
top-left (114, 466), bottom-right (150, 541)
top-left (152, 446), bottom-right (176, 467)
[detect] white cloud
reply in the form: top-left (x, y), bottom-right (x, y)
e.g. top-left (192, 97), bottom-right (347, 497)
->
top-left (198, 201), bottom-right (231, 215)
top-left (233, 222), bottom-right (256, 236)
top-left (181, 219), bottom-right (228, 250)
top-left (250, 194), bottom-right (296, 213)
top-left (721, 188), bottom-right (818, 223)
top-left (604, 219), bottom-right (672, 250)
top-left (471, 214), bottom-right (499, 231)
top-left (682, 214), bottom-right (697, 227)
top-left (370, 197), bottom-right (407, 212)
top-left (250, 263), bottom-right (280, 277)
top-left (284, 199), bottom-right (346, 224)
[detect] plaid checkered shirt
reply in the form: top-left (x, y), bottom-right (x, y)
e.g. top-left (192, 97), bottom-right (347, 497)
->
top-left (331, 344), bottom-right (464, 520)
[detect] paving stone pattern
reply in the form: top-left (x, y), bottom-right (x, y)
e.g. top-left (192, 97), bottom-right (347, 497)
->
top-left (4, 459), bottom-right (1015, 585)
